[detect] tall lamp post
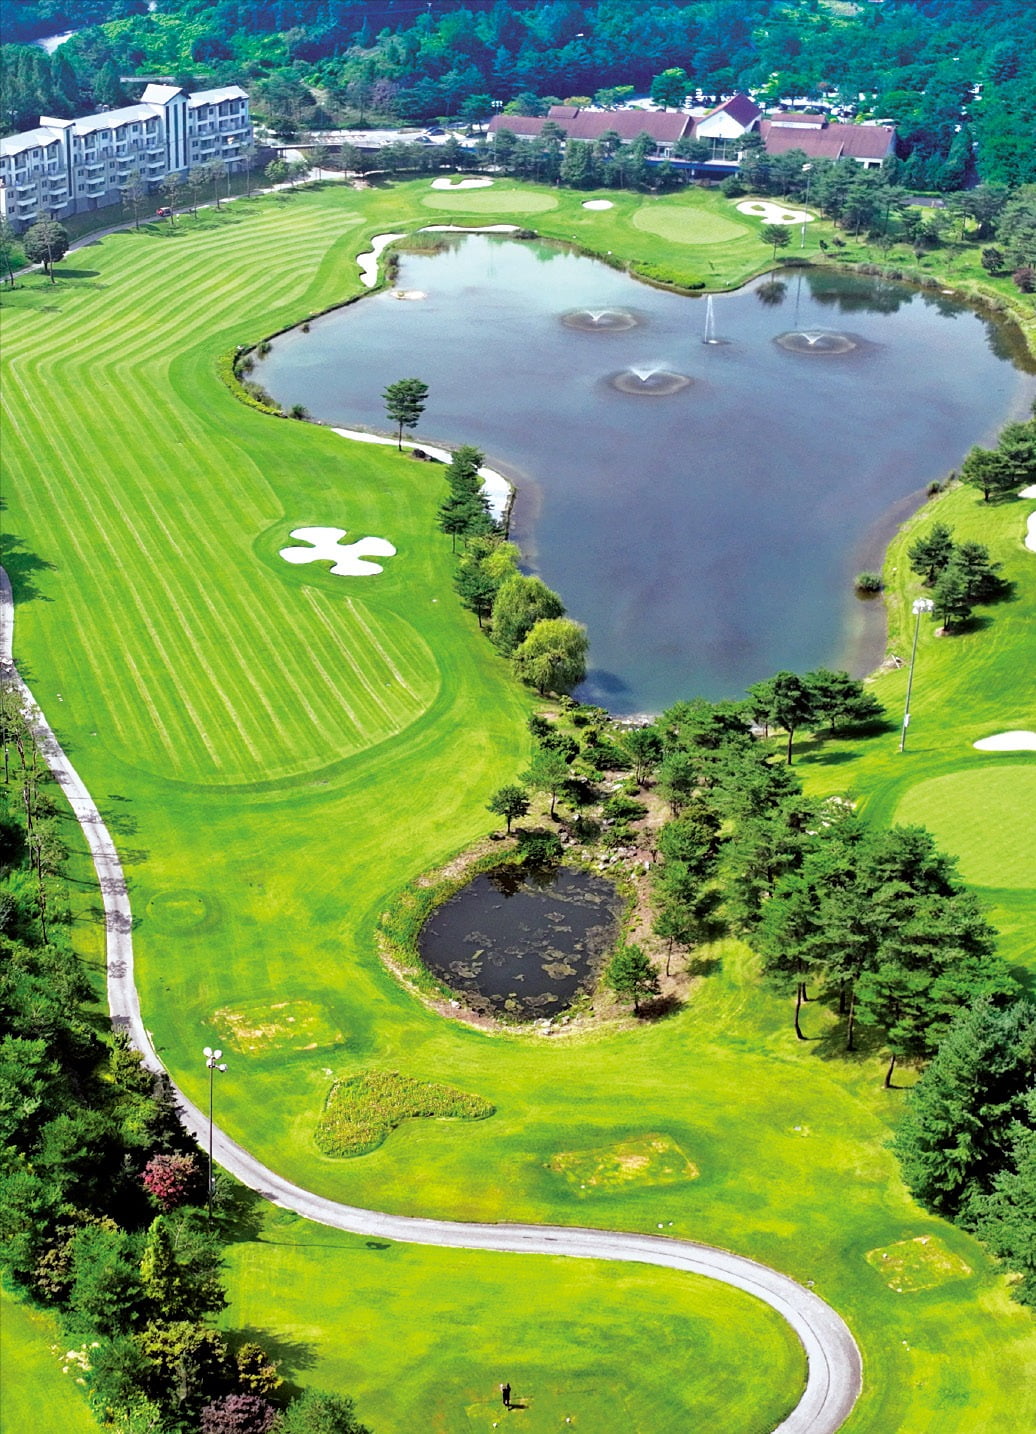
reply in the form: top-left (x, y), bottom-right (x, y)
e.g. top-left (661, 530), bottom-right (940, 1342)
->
top-left (899, 597), bottom-right (934, 752)
top-left (801, 163), bottom-right (813, 247)
top-left (203, 1046), bottom-right (227, 1218)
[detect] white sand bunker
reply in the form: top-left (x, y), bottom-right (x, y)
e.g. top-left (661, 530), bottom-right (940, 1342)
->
top-left (973, 731), bottom-right (1036, 752)
top-left (737, 200), bottom-right (814, 224)
top-left (357, 233), bottom-right (404, 288)
top-left (583, 199), bottom-right (614, 210)
top-left (1022, 485), bottom-right (1036, 554)
top-left (332, 427), bottom-right (512, 523)
top-left (280, 527), bottom-right (396, 576)
top-left (420, 223), bottom-right (519, 235)
top-left (392, 289), bottom-right (427, 301)
top-left (431, 176), bottom-right (493, 190)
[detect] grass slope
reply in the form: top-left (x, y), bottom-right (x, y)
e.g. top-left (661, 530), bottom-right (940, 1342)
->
top-left (0, 1293), bottom-right (102, 1434)
top-left (2, 181), bottom-right (1035, 1434)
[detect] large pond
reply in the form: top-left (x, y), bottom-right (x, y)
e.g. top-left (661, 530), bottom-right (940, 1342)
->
top-left (418, 865), bottom-right (623, 1021)
top-left (255, 234), bottom-right (1035, 713)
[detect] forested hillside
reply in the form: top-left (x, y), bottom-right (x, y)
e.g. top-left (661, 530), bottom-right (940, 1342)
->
top-left (2, 0), bottom-right (1034, 186)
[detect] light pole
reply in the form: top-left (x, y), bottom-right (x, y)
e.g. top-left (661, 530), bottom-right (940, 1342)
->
top-left (899, 598), bottom-right (934, 752)
top-left (203, 1045), bottom-right (227, 1218)
top-left (801, 163), bottom-right (813, 247)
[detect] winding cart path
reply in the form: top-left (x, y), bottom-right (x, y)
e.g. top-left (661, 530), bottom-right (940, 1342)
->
top-left (1, 566), bottom-right (863, 1434)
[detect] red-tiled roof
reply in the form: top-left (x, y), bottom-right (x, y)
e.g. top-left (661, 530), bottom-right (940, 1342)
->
top-left (759, 118), bottom-right (895, 161)
top-left (487, 109), bottom-right (692, 144)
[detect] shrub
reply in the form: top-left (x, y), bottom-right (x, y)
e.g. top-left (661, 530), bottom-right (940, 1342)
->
top-left (603, 793), bottom-right (647, 822)
top-left (515, 829), bottom-right (564, 865)
top-left (140, 1153), bottom-right (200, 1211)
top-left (1013, 266), bottom-right (1036, 293)
top-left (854, 571), bottom-right (883, 594)
top-left (200, 1393), bottom-right (278, 1434)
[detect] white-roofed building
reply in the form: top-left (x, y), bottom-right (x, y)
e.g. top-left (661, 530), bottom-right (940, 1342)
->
top-left (0, 85), bottom-right (251, 230)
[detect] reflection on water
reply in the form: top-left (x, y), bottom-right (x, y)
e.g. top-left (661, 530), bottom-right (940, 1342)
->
top-left (419, 867), bottom-right (623, 1021)
top-left (255, 237), bottom-right (1035, 712)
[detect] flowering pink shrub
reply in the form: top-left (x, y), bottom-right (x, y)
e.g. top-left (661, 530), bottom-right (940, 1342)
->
top-left (140, 1152), bottom-right (199, 1210)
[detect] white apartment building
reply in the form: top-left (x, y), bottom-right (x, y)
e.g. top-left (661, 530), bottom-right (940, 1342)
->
top-left (0, 84), bottom-right (252, 230)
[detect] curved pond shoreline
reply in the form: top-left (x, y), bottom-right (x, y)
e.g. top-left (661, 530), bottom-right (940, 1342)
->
top-left (256, 231), bottom-right (1032, 713)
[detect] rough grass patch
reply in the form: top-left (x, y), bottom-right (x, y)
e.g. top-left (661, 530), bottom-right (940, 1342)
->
top-left (215, 999), bottom-right (345, 1054)
top-left (548, 1133), bottom-right (697, 1193)
top-left (315, 1071), bottom-right (494, 1156)
top-left (865, 1237), bottom-right (973, 1293)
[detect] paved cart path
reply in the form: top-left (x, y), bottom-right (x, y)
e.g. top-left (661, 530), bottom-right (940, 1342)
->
top-left (0, 566), bottom-right (863, 1434)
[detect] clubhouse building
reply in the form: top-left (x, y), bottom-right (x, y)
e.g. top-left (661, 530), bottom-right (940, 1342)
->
top-left (487, 93), bottom-right (896, 172)
top-left (0, 84), bottom-right (252, 231)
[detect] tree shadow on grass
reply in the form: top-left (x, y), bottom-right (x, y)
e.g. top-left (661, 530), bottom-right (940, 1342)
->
top-left (809, 1014), bottom-right (888, 1068)
top-left (227, 1325), bottom-right (319, 1384)
top-left (636, 992), bottom-right (684, 1021)
top-left (0, 521), bottom-right (55, 604)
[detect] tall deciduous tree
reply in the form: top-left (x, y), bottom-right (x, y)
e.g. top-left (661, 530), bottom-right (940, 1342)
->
top-left (520, 747), bottom-right (570, 819)
top-left (491, 575), bottom-right (564, 654)
top-left (512, 617), bottom-right (588, 696)
top-left (382, 377), bottom-right (429, 450)
top-left (22, 220), bottom-right (69, 282)
top-left (760, 222), bottom-right (791, 264)
top-left (486, 785), bottom-right (529, 834)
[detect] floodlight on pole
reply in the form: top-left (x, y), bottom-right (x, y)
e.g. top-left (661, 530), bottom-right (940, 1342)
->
top-left (899, 597), bottom-right (934, 752)
top-left (203, 1046), bottom-right (227, 1218)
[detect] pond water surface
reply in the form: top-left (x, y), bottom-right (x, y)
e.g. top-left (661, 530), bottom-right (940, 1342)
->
top-left (418, 866), bottom-right (623, 1021)
top-left (255, 235), bottom-right (1035, 713)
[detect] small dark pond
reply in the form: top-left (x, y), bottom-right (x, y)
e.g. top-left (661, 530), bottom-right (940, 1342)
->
top-left (255, 234), bottom-right (1036, 713)
top-left (418, 866), bottom-right (623, 1021)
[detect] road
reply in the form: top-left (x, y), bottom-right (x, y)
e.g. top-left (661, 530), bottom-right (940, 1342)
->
top-left (0, 565), bottom-right (863, 1433)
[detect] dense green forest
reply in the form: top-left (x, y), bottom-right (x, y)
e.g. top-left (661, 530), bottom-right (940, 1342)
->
top-left (2, 0), bottom-right (1035, 187)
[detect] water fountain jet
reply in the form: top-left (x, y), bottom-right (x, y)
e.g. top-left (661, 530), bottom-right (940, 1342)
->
top-left (561, 307), bottom-right (640, 332)
top-left (774, 329), bottom-right (858, 354)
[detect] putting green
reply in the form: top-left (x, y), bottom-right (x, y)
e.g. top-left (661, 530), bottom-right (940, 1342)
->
top-left (632, 203), bottom-right (749, 245)
top-left (893, 766), bottom-right (1036, 888)
top-left (420, 189), bottom-right (558, 214)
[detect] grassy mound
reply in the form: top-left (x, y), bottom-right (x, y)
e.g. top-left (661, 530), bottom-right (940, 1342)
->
top-left (315, 1071), bottom-right (494, 1156)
